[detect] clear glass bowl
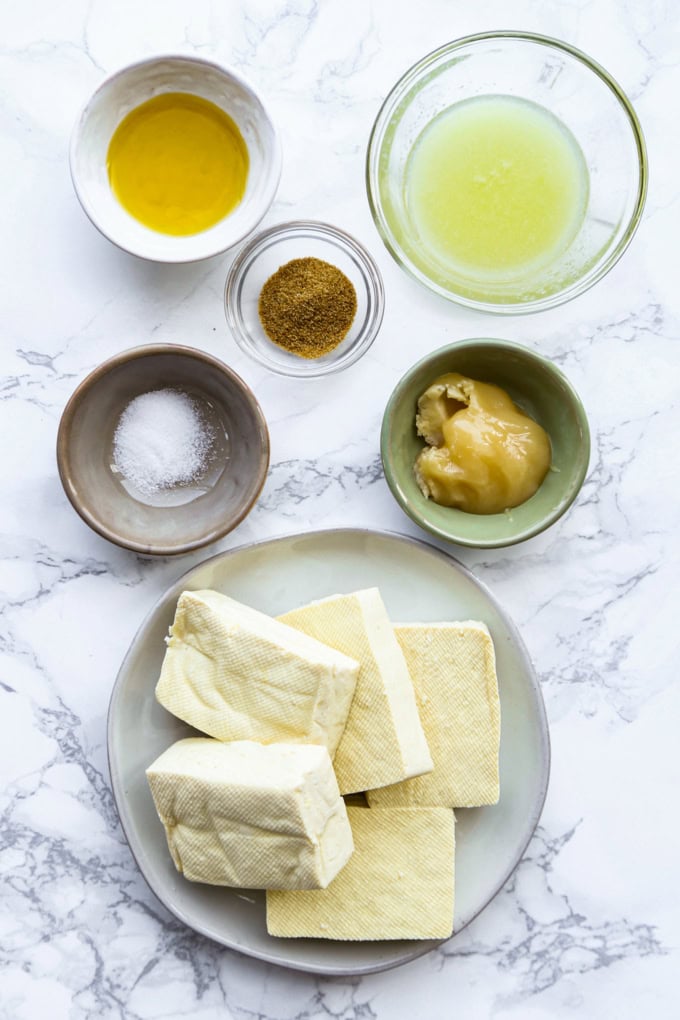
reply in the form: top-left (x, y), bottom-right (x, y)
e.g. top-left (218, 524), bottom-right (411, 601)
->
top-left (224, 221), bottom-right (385, 377)
top-left (366, 32), bottom-right (648, 314)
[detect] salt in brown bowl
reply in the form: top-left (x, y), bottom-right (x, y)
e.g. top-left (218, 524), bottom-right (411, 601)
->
top-left (57, 344), bottom-right (270, 555)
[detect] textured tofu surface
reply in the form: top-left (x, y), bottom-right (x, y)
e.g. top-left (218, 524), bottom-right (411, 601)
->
top-left (266, 806), bottom-right (455, 940)
top-left (278, 589), bottom-right (433, 794)
top-left (366, 622), bottom-right (500, 809)
top-left (155, 590), bottom-right (359, 754)
top-left (146, 738), bottom-right (354, 890)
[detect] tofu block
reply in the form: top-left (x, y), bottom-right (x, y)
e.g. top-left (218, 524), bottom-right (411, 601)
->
top-left (278, 589), bottom-right (433, 795)
top-left (146, 738), bottom-right (353, 889)
top-left (155, 590), bottom-right (359, 755)
top-left (366, 622), bottom-right (500, 808)
top-left (267, 806), bottom-right (455, 940)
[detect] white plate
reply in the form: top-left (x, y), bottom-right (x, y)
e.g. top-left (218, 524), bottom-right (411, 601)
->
top-left (108, 528), bottom-right (550, 975)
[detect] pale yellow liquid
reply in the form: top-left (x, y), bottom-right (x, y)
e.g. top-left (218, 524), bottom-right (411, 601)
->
top-left (403, 96), bottom-right (589, 300)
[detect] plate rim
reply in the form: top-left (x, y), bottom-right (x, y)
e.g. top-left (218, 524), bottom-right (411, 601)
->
top-left (107, 526), bottom-right (551, 975)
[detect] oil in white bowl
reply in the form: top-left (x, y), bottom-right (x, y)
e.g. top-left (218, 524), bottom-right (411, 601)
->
top-left (403, 95), bottom-right (590, 302)
top-left (107, 92), bottom-right (249, 236)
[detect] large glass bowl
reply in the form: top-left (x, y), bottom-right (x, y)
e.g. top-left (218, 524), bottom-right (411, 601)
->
top-left (366, 32), bottom-right (647, 313)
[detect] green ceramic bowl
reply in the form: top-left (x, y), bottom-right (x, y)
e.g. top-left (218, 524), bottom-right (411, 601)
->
top-left (381, 339), bottom-right (590, 548)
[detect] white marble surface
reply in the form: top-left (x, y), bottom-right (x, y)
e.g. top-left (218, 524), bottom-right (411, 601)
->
top-left (2, 0), bottom-right (679, 1017)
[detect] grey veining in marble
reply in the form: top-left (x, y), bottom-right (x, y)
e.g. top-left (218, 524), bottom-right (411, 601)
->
top-left (2, 0), bottom-right (679, 1017)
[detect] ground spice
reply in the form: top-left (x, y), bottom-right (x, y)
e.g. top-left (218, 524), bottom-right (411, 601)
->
top-left (258, 257), bottom-right (357, 359)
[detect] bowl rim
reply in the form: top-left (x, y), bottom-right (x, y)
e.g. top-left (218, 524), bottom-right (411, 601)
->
top-left (69, 53), bottom-right (283, 264)
top-left (56, 343), bottom-right (270, 556)
top-left (224, 219), bottom-right (386, 378)
top-left (381, 337), bottom-right (591, 548)
top-left (366, 30), bottom-right (648, 315)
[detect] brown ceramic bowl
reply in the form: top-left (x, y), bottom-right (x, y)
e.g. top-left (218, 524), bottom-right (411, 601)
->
top-left (57, 345), bottom-right (270, 555)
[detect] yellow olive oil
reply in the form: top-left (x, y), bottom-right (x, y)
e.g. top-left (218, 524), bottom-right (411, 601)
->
top-left (403, 95), bottom-right (589, 300)
top-left (107, 92), bottom-right (249, 236)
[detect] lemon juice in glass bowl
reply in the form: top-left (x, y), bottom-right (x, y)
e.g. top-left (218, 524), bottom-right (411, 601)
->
top-left (403, 94), bottom-right (590, 302)
top-left (367, 33), bottom-right (647, 313)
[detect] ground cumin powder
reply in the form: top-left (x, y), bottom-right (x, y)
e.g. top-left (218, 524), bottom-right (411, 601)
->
top-left (258, 257), bottom-right (357, 359)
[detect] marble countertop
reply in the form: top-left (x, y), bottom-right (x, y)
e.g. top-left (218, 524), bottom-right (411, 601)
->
top-left (2, 1), bottom-right (678, 1017)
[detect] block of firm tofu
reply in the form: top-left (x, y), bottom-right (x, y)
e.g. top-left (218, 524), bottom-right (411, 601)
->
top-left (146, 738), bottom-right (354, 889)
top-left (278, 589), bottom-right (433, 795)
top-left (366, 622), bottom-right (500, 809)
top-left (155, 590), bottom-right (360, 756)
top-left (267, 805), bottom-right (455, 940)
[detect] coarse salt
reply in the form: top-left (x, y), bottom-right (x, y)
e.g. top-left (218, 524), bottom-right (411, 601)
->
top-left (113, 388), bottom-right (214, 497)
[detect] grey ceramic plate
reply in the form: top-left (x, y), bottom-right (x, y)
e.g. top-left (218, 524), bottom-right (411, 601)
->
top-left (107, 528), bottom-right (550, 975)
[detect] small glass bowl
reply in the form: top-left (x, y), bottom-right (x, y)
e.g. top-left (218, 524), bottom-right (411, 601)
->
top-left (224, 220), bottom-right (385, 377)
top-left (366, 32), bottom-right (648, 313)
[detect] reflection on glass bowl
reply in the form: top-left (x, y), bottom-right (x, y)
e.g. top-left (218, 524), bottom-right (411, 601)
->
top-left (366, 32), bottom-right (647, 313)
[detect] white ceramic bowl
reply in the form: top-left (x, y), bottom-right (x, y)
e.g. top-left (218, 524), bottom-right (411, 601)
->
top-left (70, 55), bottom-right (282, 263)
